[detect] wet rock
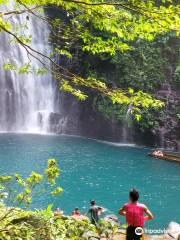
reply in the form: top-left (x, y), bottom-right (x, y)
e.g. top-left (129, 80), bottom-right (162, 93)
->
top-left (48, 112), bottom-right (67, 133)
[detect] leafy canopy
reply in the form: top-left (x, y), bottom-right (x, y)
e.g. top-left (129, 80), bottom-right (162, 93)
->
top-left (0, 0), bottom-right (179, 116)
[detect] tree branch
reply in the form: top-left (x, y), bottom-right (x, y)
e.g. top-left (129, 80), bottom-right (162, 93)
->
top-left (0, 24), bottom-right (74, 80)
top-left (62, 0), bottom-right (180, 15)
top-left (0, 6), bottom-right (41, 17)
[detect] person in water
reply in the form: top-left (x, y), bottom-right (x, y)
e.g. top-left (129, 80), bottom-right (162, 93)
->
top-left (119, 189), bottom-right (153, 240)
top-left (54, 208), bottom-right (64, 217)
top-left (85, 200), bottom-right (104, 225)
top-left (72, 207), bottom-right (81, 218)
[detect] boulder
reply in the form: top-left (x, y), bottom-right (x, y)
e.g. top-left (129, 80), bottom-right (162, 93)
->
top-left (166, 222), bottom-right (180, 239)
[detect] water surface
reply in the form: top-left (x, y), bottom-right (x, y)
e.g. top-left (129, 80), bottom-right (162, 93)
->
top-left (0, 133), bottom-right (179, 229)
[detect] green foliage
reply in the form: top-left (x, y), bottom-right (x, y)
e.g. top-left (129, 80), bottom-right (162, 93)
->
top-left (0, 17), bottom-right (11, 31)
top-left (48, 0), bottom-right (179, 106)
top-left (95, 96), bottom-right (128, 123)
top-left (3, 62), bottom-right (48, 76)
top-left (95, 90), bottom-right (164, 124)
top-left (54, 48), bottom-right (72, 59)
top-left (88, 31), bottom-right (179, 129)
top-left (134, 108), bottom-right (165, 132)
top-left (45, 159), bottom-right (60, 186)
top-left (0, 159), bottom-right (62, 208)
top-left (0, 206), bottom-right (121, 240)
top-left (3, 63), bottom-right (17, 71)
top-left (0, 159), bottom-right (69, 239)
top-left (18, 63), bottom-right (31, 74)
top-left (110, 39), bottom-right (168, 92)
top-left (0, 0), bottom-right (179, 114)
top-left (96, 94), bottom-right (168, 132)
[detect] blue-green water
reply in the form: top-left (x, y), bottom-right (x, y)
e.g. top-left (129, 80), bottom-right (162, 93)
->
top-left (0, 133), bottom-right (179, 229)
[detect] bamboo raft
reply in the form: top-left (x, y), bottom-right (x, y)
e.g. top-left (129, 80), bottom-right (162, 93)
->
top-left (148, 151), bottom-right (180, 163)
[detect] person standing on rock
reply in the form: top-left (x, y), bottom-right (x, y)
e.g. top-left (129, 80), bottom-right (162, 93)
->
top-left (85, 200), bottom-right (104, 226)
top-left (119, 188), bottom-right (153, 240)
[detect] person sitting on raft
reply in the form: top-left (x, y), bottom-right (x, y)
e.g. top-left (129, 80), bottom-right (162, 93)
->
top-left (85, 200), bottom-right (104, 225)
top-left (119, 188), bottom-right (153, 240)
top-left (72, 207), bottom-right (81, 218)
top-left (152, 150), bottom-right (164, 158)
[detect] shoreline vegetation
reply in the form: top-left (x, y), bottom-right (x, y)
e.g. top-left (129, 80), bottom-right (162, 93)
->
top-left (0, 206), bottom-right (175, 240)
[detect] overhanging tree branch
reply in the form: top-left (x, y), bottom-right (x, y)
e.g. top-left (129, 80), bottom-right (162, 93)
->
top-left (61, 0), bottom-right (180, 15)
top-left (0, 0), bottom-right (176, 110)
top-left (0, 5), bottom-right (41, 17)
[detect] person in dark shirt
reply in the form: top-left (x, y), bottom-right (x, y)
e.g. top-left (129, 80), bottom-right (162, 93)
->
top-left (85, 200), bottom-right (104, 225)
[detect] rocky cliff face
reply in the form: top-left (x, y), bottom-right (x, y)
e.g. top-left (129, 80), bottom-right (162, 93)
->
top-left (49, 92), bottom-right (136, 143)
top-left (47, 75), bottom-right (179, 151)
top-left (153, 83), bottom-right (180, 150)
top-left (46, 8), bottom-right (180, 150)
top-left (48, 85), bottom-right (179, 150)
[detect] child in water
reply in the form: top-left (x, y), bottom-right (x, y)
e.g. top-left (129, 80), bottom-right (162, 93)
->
top-left (119, 189), bottom-right (153, 240)
top-left (54, 208), bottom-right (64, 217)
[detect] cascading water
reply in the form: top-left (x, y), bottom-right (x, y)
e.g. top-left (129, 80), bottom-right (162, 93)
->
top-left (121, 104), bottom-right (133, 142)
top-left (0, 2), bottom-right (59, 133)
top-left (0, 2), bottom-right (136, 141)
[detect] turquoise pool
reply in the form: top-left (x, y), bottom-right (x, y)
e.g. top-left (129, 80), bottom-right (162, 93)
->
top-left (0, 133), bottom-right (179, 229)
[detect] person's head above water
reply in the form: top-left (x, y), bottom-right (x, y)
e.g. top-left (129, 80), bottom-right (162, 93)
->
top-left (129, 188), bottom-right (139, 203)
top-left (72, 207), bottom-right (80, 215)
top-left (74, 207), bottom-right (80, 214)
top-left (90, 200), bottom-right (96, 206)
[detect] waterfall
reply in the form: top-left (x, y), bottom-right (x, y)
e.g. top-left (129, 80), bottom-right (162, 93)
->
top-left (122, 104), bottom-right (133, 142)
top-left (0, 2), bottom-right (59, 133)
